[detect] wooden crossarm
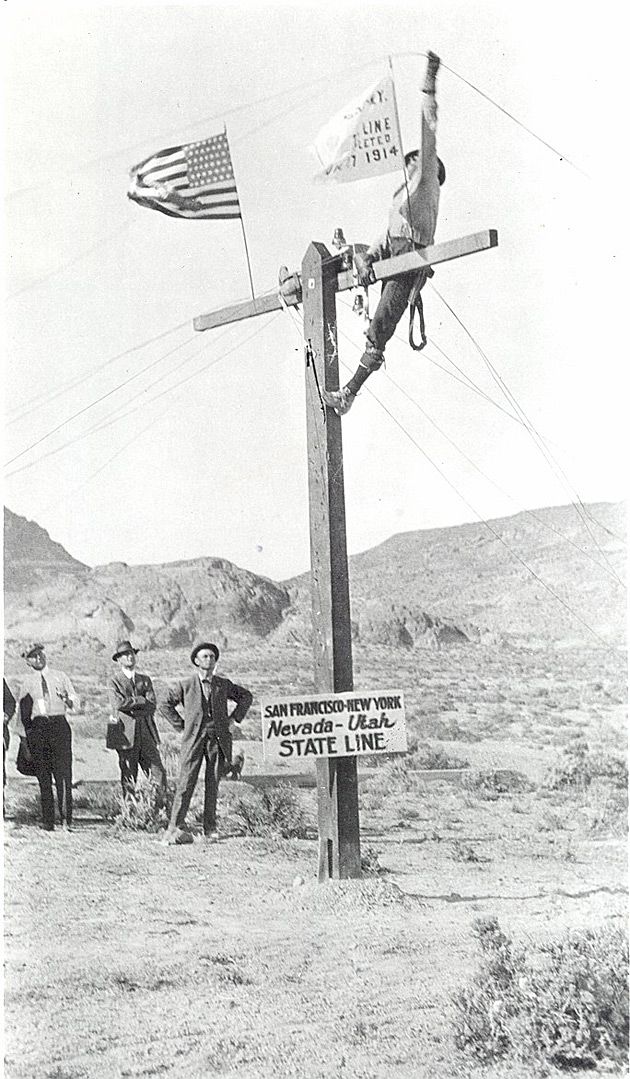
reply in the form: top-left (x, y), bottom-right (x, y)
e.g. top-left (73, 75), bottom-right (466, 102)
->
top-left (193, 291), bottom-right (290, 332)
top-left (193, 229), bottom-right (498, 332)
top-left (335, 229), bottom-right (498, 291)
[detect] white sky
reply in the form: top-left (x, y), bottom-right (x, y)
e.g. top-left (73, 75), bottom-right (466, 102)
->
top-left (2, 1), bottom-right (626, 581)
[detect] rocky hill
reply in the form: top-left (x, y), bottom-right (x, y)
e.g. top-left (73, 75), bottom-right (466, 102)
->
top-left (4, 509), bottom-right (86, 592)
top-left (4, 509), bottom-right (291, 654)
top-left (280, 501), bottom-right (626, 650)
top-left (3, 502), bottom-right (626, 655)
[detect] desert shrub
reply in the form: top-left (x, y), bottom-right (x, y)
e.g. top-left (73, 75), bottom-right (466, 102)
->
top-left (462, 769), bottom-right (534, 800)
top-left (361, 843), bottom-right (386, 876)
top-left (420, 714), bottom-right (481, 742)
top-left (159, 740), bottom-right (181, 782)
top-left (113, 778), bottom-right (170, 833)
top-left (229, 783), bottom-right (310, 839)
top-left (545, 739), bottom-right (628, 793)
top-left (6, 781), bottom-right (121, 824)
top-left (4, 784), bottom-right (41, 824)
top-left (359, 761), bottom-right (413, 810)
top-left (583, 783), bottom-right (628, 837)
top-left (538, 808), bottom-right (567, 833)
top-left (453, 916), bottom-right (629, 1072)
top-left (72, 782), bottom-right (121, 820)
top-left (406, 739), bottom-right (469, 771)
top-left (451, 841), bottom-right (488, 864)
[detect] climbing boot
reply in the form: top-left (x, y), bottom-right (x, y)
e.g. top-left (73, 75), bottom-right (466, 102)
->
top-left (322, 387), bottom-right (356, 416)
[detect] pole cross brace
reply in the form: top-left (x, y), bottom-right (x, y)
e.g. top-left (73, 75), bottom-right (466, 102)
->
top-left (192, 228), bottom-right (498, 332)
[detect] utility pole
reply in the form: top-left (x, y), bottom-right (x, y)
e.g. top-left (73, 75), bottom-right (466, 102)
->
top-left (194, 227), bottom-right (498, 880)
top-left (302, 241), bottom-right (360, 879)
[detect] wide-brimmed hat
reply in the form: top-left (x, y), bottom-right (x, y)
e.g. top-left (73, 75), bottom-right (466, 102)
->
top-left (21, 641), bottom-right (45, 660)
top-left (190, 641), bottom-right (220, 665)
top-left (112, 640), bottom-right (139, 662)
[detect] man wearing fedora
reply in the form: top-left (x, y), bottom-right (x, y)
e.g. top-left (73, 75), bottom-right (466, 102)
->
top-left (160, 641), bottom-right (252, 844)
top-left (108, 640), bottom-right (167, 801)
top-left (16, 642), bottom-right (79, 831)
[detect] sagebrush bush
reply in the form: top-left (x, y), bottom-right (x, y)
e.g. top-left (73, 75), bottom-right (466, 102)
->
top-left (462, 769), bottom-right (534, 800)
top-left (361, 843), bottom-right (386, 876)
top-left (451, 840), bottom-right (487, 864)
top-left (73, 782), bottom-right (121, 820)
top-left (229, 783), bottom-right (310, 839)
top-left (583, 783), bottom-right (628, 837)
top-left (453, 916), bottom-right (629, 1072)
top-left (113, 778), bottom-right (170, 833)
top-left (359, 761), bottom-right (413, 810)
top-left (544, 738), bottom-right (628, 793)
top-left (406, 739), bottom-right (469, 771)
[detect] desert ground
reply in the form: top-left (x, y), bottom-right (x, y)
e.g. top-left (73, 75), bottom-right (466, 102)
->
top-left (3, 639), bottom-right (628, 1078)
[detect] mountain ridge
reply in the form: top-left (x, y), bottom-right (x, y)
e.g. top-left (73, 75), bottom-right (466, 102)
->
top-left (3, 502), bottom-right (626, 653)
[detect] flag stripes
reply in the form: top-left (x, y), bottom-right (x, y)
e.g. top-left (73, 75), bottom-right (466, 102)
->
top-left (128, 132), bottom-right (242, 220)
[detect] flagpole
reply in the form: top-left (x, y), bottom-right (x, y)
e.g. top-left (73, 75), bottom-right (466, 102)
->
top-left (239, 216), bottom-right (256, 302)
top-left (387, 55), bottom-right (416, 239)
top-left (226, 125), bottom-right (256, 301)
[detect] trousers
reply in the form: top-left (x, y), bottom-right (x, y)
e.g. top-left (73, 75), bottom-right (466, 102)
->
top-left (26, 714), bottom-right (72, 829)
top-left (366, 237), bottom-right (419, 353)
top-left (169, 730), bottom-right (225, 833)
top-left (346, 237), bottom-right (419, 397)
top-left (117, 719), bottom-right (167, 799)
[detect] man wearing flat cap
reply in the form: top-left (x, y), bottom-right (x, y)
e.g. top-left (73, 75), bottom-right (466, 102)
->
top-left (108, 640), bottom-right (167, 801)
top-left (160, 640), bottom-right (252, 844)
top-left (16, 643), bottom-right (79, 831)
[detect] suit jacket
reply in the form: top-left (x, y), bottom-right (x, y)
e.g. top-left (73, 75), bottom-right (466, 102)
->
top-left (159, 673), bottom-right (252, 763)
top-left (108, 671), bottom-right (159, 749)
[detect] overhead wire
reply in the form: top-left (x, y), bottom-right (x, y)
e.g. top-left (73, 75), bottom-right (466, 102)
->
top-left (345, 363), bottom-right (616, 651)
top-left (429, 282), bottom-right (625, 586)
top-left (6, 43), bottom-right (587, 212)
top-left (34, 311), bottom-right (284, 519)
top-left (4, 330), bottom-right (198, 468)
top-left (6, 313), bottom-right (282, 481)
top-left (397, 50), bottom-right (588, 175)
top-left (5, 332), bottom-right (232, 479)
top-left (335, 309), bottom-right (624, 585)
top-left (7, 44), bottom-right (613, 601)
top-left (6, 221), bottom-right (132, 302)
top-left (337, 294), bottom-right (524, 425)
top-left (6, 55), bottom-right (380, 201)
top-left (279, 295), bottom-right (618, 650)
top-left (6, 317), bottom-right (192, 424)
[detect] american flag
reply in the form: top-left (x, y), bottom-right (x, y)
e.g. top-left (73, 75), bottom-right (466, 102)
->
top-left (128, 131), bottom-right (241, 220)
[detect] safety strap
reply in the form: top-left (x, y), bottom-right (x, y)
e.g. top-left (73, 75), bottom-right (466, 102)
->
top-left (408, 266), bottom-right (434, 352)
top-left (408, 293), bottom-right (427, 351)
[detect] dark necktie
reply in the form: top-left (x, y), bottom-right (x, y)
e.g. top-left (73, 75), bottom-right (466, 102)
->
top-left (41, 674), bottom-right (49, 700)
top-left (201, 679), bottom-right (211, 701)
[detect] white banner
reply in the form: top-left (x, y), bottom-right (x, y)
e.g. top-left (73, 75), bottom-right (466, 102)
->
top-left (311, 75), bottom-right (404, 184)
top-left (261, 690), bottom-right (407, 763)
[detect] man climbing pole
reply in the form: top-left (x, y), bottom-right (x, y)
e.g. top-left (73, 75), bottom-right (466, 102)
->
top-left (322, 51), bottom-right (444, 416)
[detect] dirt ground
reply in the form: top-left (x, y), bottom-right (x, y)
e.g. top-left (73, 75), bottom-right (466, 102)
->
top-left (3, 642), bottom-right (627, 1078)
top-left (4, 777), bottom-right (627, 1079)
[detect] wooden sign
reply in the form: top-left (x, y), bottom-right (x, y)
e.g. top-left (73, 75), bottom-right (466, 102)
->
top-left (261, 690), bottom-right (407, 764)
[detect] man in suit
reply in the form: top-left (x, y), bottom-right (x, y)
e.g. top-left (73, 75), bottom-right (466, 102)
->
top-left (160, 641), bottom-right (252, 845)
top-left (108, 640), bottom-right (167, 801)
top-left (16, 642), bottom-right (79, 831)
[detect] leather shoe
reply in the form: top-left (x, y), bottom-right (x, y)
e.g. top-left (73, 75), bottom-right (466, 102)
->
top-left (162, 827), bottom-right (193, 846)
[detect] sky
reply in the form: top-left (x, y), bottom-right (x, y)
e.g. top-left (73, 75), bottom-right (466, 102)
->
top-left (2, 1), bottom-right (626, 582)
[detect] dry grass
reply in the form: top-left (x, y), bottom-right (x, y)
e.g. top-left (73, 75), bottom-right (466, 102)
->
top-left (3, 638), bottom-right (627, 1078)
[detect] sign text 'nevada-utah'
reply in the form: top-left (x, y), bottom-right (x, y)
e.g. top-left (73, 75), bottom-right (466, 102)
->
top-left (261, 690), bottom-right (407, 763)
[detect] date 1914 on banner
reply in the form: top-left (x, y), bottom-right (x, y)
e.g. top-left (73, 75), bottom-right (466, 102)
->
top-left (261, 690), bottom-right (407, 763)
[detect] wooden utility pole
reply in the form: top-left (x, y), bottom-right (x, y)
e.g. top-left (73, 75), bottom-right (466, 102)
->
top-left (193, 227), bottom-right (498, 881)
top-left (302, 241), bottom-right (360, 879)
